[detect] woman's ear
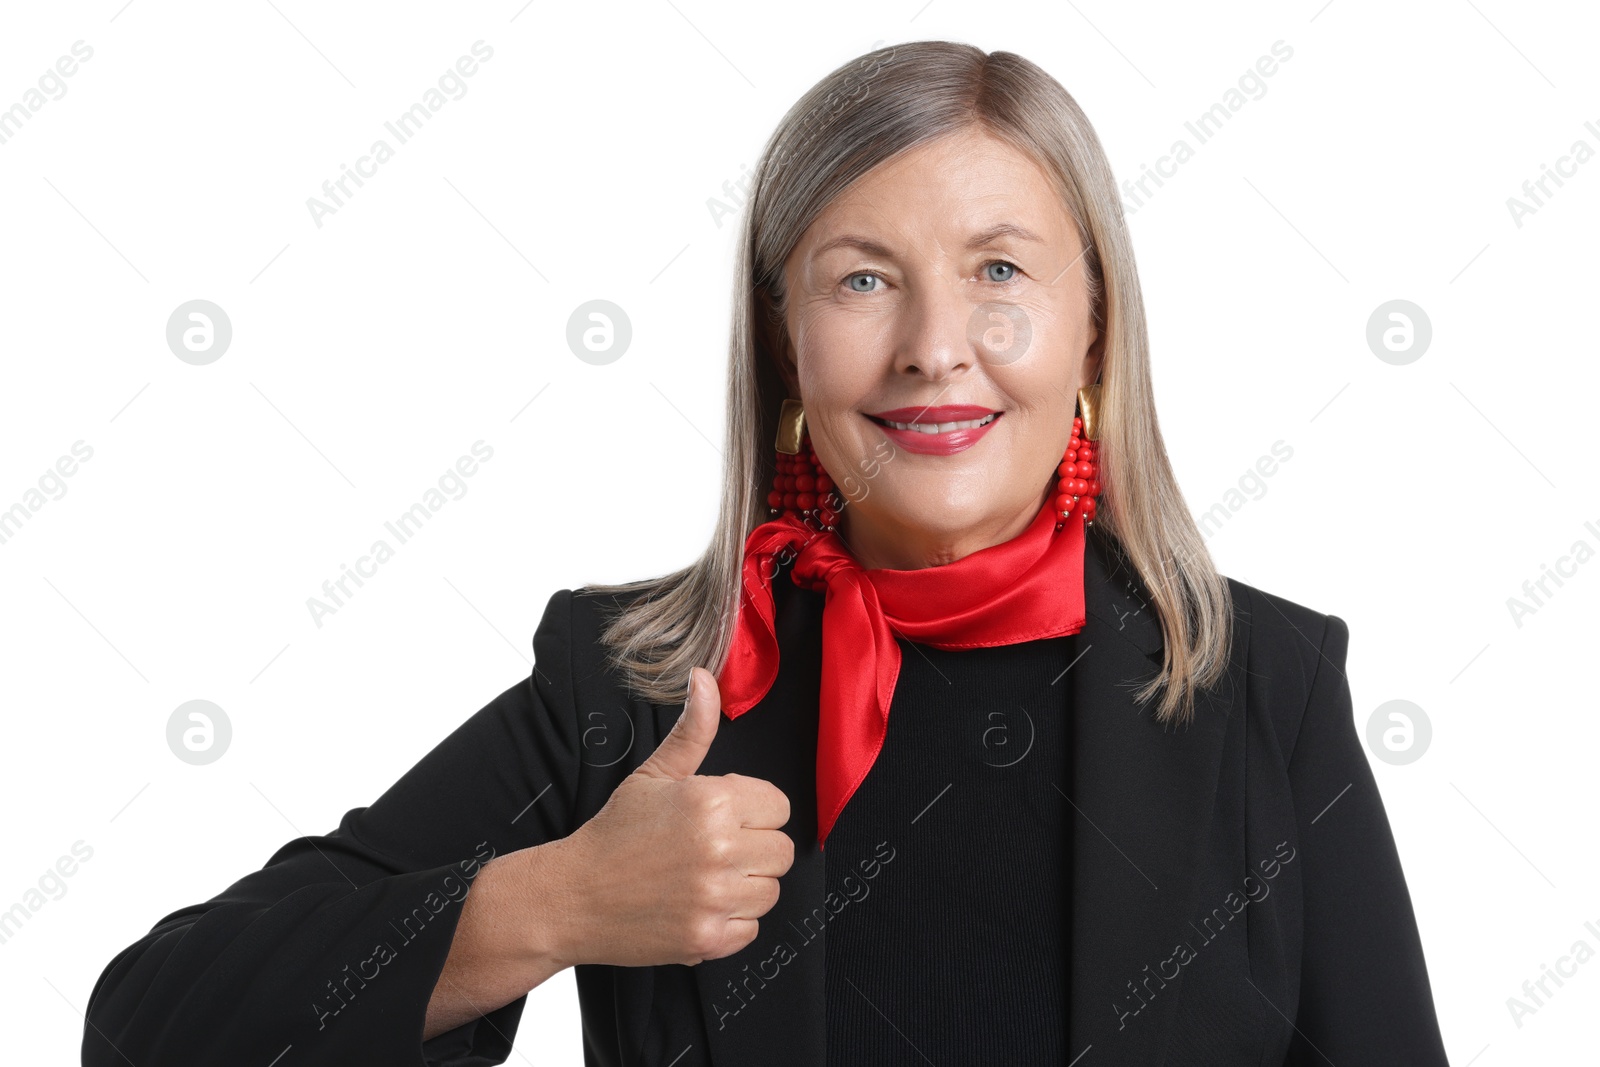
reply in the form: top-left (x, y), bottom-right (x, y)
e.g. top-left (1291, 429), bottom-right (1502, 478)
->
top-left (762, 301), bottom-right (801, 396)
top-left (1082, 323), bottom-right (1107, 387)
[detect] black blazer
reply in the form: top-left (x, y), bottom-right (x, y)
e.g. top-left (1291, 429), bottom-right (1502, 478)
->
top-left (84, 526), bottom-right (1450, 1066)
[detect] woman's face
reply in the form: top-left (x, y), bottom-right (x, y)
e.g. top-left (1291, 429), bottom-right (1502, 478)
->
top-left (776, 126), bottom-right (1105, 570)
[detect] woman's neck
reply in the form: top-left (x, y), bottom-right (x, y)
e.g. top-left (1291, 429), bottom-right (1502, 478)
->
top-left (835, 481), bottom-right (1053, 571)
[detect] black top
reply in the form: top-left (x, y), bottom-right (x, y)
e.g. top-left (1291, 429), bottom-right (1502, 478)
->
top-left (823, 635), bottom-right (1073, 1064)
top-left (83, 532), bottom-right (1454, 1065)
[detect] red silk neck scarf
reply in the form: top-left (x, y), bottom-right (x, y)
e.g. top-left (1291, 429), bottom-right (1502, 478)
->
top-left (715, 497), bottom-right (1088, 849)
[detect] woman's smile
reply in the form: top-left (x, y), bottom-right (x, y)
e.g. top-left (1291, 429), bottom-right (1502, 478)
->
top-left (863, 405), bottom-right (1003, 456)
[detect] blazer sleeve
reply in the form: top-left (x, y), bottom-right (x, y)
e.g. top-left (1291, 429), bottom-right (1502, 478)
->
top-left (1282, 613), bottom-right (1451, 1065)
top-left (82, 588), bottom-right (586, 1067)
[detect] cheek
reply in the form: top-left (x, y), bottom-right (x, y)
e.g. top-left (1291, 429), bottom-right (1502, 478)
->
top-left (793, 315), bottom-right (878, 408)
top-left (791, 343), bottom-right (887, 487)
top-left (1010, 309), bottom-right (1086, 390)
top-left (989, 351), bottom-right (1075, 413)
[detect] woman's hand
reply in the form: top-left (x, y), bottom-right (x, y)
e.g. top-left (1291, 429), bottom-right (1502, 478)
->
top-left (558, 666), bottom-right (796, 968)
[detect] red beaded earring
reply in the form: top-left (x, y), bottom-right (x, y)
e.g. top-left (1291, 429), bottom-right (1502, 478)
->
top-left (771, 398), bottom-right (842, 530)
top-left (1055, 383), bottom-right (1102, 530)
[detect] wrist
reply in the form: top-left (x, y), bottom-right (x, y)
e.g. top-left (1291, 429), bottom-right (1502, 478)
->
top-left (506, 835), bottom-right (586, 974)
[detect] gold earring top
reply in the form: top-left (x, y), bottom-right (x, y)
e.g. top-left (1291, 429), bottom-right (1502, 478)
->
top-left (1077, 383), bottom-right (1102, 442)
top-left (775, 397), bottom-right (806, 455)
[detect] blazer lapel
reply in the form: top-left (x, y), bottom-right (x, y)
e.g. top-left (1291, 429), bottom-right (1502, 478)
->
top-left (690, 566), bottom-right (829, 1067)
top-left (686, 524), bottom-right (1241, 1065)
top-left (1065, 525), bottom-right (1242, 1062)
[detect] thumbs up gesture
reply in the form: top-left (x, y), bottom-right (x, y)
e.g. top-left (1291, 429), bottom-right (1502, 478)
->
top-left (557, 667), bottom-right (796, 968)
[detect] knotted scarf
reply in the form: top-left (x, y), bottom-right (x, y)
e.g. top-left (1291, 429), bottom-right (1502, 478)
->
top-left (715, 498), bottom-right (1087, 849)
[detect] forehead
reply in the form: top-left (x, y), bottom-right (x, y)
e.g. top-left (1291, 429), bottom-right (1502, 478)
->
top-left (799, 128), bottom-right (1070, 251)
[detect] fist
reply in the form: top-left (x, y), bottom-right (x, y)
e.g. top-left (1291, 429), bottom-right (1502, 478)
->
top-left (559, 666), bottom-right (795, 967)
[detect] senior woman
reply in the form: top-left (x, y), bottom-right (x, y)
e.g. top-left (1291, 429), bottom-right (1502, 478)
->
top-left (85, 41), bottom-right (1449, 1067)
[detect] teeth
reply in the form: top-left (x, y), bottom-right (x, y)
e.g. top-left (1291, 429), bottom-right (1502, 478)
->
top-left (883, 413), bottom-right (997, 433)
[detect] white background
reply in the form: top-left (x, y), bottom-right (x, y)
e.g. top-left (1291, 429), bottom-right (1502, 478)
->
top-left (2, 1), bottom-right (1596, 1063)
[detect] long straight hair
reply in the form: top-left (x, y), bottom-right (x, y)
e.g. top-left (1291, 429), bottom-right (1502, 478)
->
top-left (585, 40), bottom-right (1232, 725)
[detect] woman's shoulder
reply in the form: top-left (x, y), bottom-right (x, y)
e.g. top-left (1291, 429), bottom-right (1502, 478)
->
top-left (1218, 568), bottom-right (1352, 691)
top-left (528, 580), bottom-right (671, 684)
top-left (1222, 570), bottom-right (1345, 640)
top-left (1097, 525), bottom-right (1347, 666)
top-left (533, 581), bottom-right (658, 627)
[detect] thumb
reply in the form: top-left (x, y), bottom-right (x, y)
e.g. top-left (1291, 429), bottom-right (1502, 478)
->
top-left (637, 666), bottom-right (722, 781)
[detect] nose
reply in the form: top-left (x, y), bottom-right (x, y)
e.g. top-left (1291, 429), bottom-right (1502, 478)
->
top-left (893, 274), bottom-right (977, 381)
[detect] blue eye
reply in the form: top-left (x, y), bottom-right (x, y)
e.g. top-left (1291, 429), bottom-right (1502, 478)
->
top-left (842, 262), bottom-right (1018, 293)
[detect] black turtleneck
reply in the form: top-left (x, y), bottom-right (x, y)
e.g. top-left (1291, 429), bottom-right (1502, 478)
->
top-left (823, 631), bottom-right (1074, 1064)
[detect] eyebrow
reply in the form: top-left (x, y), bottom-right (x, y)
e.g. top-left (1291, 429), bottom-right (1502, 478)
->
top-left (812, 222), bottom-right (1046, 259)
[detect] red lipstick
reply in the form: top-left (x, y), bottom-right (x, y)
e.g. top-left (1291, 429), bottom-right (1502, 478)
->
top-left (863, 404), bottom-right (1002, 456)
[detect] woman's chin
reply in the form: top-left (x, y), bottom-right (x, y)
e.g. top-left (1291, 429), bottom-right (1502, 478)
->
top-left (847, 494), bottom-right (1020, 543)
